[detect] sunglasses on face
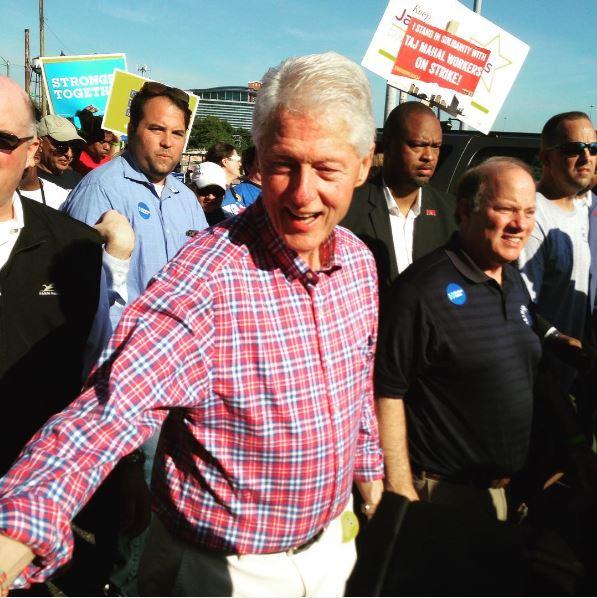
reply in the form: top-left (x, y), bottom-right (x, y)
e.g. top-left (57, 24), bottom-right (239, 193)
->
top-left (196, 185), bottom-right (225, 200)
top-left (548, 141), bottom-right (597, 157)
top-left (0, 131), bottom-right (34, 152)
top-left (45, 136), bottom-right (76, 154)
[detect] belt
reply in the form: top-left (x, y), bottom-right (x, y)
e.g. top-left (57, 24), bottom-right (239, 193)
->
top-left (417, 469), bottom-right (511, 490)
top-left (286, 527), bottom-right (325, 555)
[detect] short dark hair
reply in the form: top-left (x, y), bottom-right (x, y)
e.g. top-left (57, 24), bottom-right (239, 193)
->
top-left (455, 156), bottom-right (533, 224)
top-left (128, 82), bottom-right (192, 133)
top-left (77, 108), bottom-right (113, 143)
top-left (541, 111), bottom-right (591, 149)
top-left (242, 146), bottom-right (257, 173)
top-left (383, 101), bottom-right (438, 151)
top-left (205, 142), bottom-right (236, 165)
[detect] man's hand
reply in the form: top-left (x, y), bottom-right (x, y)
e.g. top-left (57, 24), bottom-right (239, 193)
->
top-left (94, 210), bottom-right (135, 260)
top-left (547, 332), bottom-right (596, 370)
top-left (0, 535), bottom-right (34, 596)
top-left (355, 479), bottom-right (384, 520)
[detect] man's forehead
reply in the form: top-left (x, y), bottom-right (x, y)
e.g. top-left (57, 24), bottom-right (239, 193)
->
top-left (403, 115), bottom-right (442, 139)
top-left (558, 118), bottom-right (595, 141)
top-left (0, 93), bottom-right (32, 136)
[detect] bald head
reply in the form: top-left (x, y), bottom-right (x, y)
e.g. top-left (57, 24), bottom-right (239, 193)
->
top-left (0, 77), bottom-right (40, 211)
top-left (456, 156), bottom-right (534, 224)
top-left (383, 101), bottom-right (439, 147)
top-left (0, 76), bottom-right (36, 137)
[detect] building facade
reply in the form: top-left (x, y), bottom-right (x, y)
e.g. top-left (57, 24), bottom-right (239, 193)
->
top-left (189, 82), bottom-right (261, 130)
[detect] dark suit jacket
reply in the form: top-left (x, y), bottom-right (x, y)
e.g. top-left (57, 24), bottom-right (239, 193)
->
top-left (341, 175), bottom-right (456, 292)
top-left (588, 191), bottom-right (597, 315)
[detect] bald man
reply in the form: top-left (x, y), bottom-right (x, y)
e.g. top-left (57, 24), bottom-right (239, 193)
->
top-left (342, 101), bottom-right (456, 294)
top-left (0, 77), bottom-right (134, 594)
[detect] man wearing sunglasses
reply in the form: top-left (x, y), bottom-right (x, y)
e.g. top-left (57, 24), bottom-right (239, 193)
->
top-left (37, 115), bottom-right (85, 191)
top-left (518, 112), bottom-right (597, 391)
top-left (517, 113), bottom-right (597, 495)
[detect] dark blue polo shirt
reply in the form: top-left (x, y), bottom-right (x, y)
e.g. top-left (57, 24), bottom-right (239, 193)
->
top-left (375, 234), bottom-right (542, 479)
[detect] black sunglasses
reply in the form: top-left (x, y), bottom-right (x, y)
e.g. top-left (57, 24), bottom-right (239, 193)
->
top-left (45, 136), bottom-right (76, 154)
top-left (547, 141), bottom-right (597, 156)
top-left (0, 131), bottom-right (34, 152)
top-left (196, 185), bottom-right (225, 200)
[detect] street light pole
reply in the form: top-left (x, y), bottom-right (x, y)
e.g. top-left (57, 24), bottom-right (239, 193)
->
top-left (39, 0), bottom-right (47, 116)
top-left (461, 1), bottom-right (483, 131)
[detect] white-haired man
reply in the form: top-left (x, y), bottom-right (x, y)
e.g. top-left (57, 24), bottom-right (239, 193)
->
top-left (0, 53), bottom-right (383, 597)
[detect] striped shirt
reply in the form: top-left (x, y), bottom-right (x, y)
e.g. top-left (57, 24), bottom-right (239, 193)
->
top-left (0, 201), bottom-right (383, 587)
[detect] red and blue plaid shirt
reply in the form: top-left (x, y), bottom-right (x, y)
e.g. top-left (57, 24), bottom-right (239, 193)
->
top-left (0, 201), bottom-right (383, 586)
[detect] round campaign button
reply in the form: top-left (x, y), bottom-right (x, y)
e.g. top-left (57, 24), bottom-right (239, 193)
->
top-left (446, 283), bottom-right (467, 306)
top-left (137, 202), bottom-right (151, 219)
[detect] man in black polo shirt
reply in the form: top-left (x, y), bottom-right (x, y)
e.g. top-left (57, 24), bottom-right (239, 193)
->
top-left (375, 156), bottom-right (553, 521)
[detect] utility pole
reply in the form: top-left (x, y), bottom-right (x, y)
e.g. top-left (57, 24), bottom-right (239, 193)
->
top-left (384, 84), bottom-right (398, 123)
top-left (25, 29), bottom-right (31, 94)
top-left (39, 0), bottom-right (47, 115)
top-left (137, 64), bottom-right (150, 78)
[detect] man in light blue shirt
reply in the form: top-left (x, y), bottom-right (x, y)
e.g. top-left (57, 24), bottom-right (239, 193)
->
top-left (64, 83), bottom-right (208, 327)
top-left (62, 81), bottom-right (208, 595)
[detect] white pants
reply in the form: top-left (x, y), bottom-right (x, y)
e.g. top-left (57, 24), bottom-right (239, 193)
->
top-left (138, 503), bottom-right (357, 597)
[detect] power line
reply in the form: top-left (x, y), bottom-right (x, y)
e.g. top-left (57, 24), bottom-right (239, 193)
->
top-left (44, 18), bottom-right (76, 55)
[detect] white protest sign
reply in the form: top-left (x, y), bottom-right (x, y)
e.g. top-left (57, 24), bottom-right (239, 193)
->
top-left (362, 0), bottom-right (529, 133)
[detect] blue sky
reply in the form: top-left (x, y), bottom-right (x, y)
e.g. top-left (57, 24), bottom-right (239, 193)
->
top-left (2, 0), bottom-right (596, 133)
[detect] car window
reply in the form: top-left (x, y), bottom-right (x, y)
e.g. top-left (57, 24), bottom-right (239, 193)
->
top-left (469, 146), bottom-right (542, 180)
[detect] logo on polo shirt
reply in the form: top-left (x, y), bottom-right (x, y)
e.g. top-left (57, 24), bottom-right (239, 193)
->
top-left (39, 283), bottom-right (58, 296)
top-left (520, 305), bottom-right (533, 327)
top-left (446, 283), bottom-right (467, 306)
top-left (137, 202), bottom-right (151, 219)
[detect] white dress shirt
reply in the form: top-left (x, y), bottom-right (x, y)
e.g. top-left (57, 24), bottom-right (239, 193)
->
top-left (0, 192), bottom-right (25, 271)
top-left (383, 183), bottom-right (422, 274)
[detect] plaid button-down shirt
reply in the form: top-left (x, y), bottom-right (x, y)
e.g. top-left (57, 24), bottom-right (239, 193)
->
top-left (0, 201), bottom-right (383, 586)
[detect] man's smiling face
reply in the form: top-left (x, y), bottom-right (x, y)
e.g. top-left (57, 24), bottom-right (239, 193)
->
top-left (259, 109), bottom-right (371, 270)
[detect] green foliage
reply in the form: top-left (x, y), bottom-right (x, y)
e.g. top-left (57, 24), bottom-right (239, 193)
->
top-left (188, 115), bottom-right (253, 151)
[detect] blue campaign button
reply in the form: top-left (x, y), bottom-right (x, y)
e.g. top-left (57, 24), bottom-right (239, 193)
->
top-left (137, 202), bottom-right (151, 219)
top-left (446, 283), bottom-right (467, 306)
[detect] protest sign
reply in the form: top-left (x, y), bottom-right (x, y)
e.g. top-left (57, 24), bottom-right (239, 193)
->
top-left (101, 69), bottom-right (199, 151)
top-left (362, 0), bottom-right (529, 133)
top-left (40, 54), bottom-right (126, 122)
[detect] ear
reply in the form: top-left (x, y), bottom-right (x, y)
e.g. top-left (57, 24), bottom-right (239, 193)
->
top-left (25, 137), bottom-right (40, 169)
top-left (539, 148), bottom-right (550, 168)
top-left (355, 144), bottom-right (374, 187)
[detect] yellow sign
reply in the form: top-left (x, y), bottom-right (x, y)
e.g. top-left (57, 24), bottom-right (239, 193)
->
top-left (101, 69), bottom-right (198, 151)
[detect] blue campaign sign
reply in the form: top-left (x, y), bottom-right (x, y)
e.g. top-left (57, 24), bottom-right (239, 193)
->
top-left (40, 53), bottom-right (127, 120)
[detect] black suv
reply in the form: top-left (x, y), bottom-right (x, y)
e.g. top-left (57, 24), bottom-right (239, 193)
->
top-left (433, 130), bottom-right (541, 194)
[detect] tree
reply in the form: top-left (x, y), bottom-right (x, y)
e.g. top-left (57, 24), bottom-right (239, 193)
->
top-left (234, 127), bottom-right (253, 151)
top-left (188, 115), bottom-right (235, 149)
top-left (188, 115), bottom-right (253, 151)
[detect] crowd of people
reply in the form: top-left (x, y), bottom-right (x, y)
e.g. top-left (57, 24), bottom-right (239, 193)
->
top-left (0, 50), bottom-right (595, 597)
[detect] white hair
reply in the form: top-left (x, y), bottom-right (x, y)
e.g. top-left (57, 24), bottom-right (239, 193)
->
top-left (252, 52), bottom-right (375, 158)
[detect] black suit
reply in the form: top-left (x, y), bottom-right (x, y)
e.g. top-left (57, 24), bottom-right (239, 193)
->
top-left (341, 176), bottom-right (456, 292)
